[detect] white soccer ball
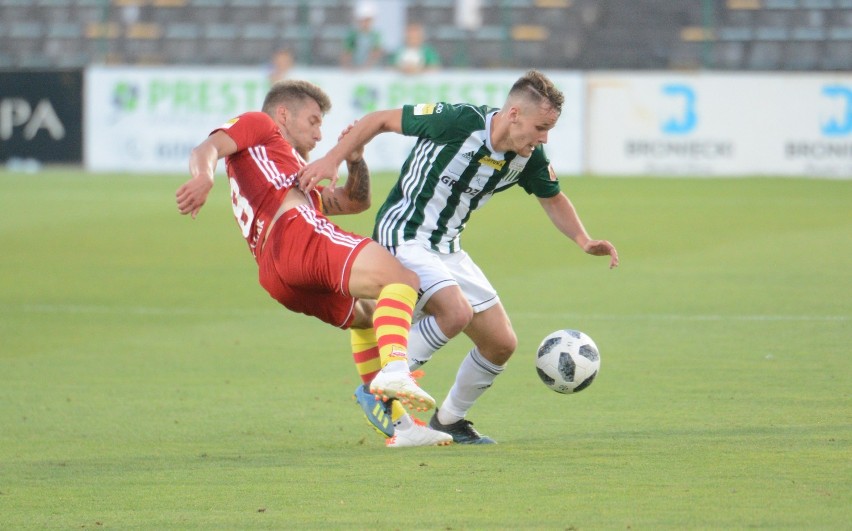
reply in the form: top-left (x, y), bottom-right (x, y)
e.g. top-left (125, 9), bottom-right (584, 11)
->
top-left (535, 329), bottom-right (600, 394)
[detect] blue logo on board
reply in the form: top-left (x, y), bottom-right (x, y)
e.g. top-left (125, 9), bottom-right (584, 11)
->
top-left (821, 85), bottom-right (852, 136)
top-left (661, 84), bottom-right (696, 135)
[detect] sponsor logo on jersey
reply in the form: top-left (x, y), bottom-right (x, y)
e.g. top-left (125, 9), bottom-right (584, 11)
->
top-left (440, 174), bottom-right (483, 195)
top-left (478, 155), bottom-right (505, 170)
top-left (460, 151), bottom-right (475, 160)
top-left (413, 103), bottom-right (437, 115)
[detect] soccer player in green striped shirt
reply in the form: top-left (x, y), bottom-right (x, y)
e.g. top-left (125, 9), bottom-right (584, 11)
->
top-left (301, 70), bottom-right (618, 445)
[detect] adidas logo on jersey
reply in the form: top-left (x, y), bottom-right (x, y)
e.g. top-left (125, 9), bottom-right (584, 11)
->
top-left (461, 151), bottom-right (475, 160)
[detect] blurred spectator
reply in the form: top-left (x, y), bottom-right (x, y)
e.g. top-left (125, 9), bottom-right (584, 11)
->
top-left (455, 0), bottom-right (482, 31)
top-left (390, 23), bottom-right (441, 75)
top-left (268, 48), bottom-right (295, 84)
top-left (340, 1), bottom-right (384, 70)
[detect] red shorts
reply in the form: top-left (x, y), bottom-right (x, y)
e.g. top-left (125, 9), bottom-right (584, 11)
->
top-left (257, 205), bottom-right (371, 329)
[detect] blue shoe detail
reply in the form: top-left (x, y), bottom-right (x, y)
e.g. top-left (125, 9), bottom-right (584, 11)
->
top-left (353, 384), bottom-right (394, 437)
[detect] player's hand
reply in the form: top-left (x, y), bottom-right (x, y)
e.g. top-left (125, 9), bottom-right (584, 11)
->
top-left (176, 175), bottom-right (214, 219)
top-left (299, 156), bottom-right (340, 193)
top-left (583, 239), bottom-right (619, 269)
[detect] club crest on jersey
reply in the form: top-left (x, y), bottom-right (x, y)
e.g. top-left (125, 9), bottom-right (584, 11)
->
top-left (509, 158), bottom-right (527, 173)
top-left (478, 155), bottom-right (505, 171)
top-left (504, 157), bottom-right (528, 182)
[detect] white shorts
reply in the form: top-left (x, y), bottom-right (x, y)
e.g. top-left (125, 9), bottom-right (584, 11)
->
top-left (391, 240), bottom-right (500, 320)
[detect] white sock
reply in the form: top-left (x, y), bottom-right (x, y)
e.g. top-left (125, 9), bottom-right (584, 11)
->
top-left (408, 316), bottom-right (450, 370)
top-left (438, 348), bottom-right (504, 424)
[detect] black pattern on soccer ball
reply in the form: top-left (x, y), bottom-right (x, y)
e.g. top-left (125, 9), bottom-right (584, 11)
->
top-left (536, 367), bottom-right (555, 386)
top-left (557, 351), bottom-right (576, 382)
top-left (578, 344), bottom-right (599, 362)
top-left (573, 370), bottom-right (598, 392)
top-left (537, 337), bottom-right (560, 358)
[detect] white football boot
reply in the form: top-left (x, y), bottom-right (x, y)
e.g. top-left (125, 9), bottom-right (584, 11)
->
top-left (385, 424), bottom-right (453, 448)
top-left (369, 369), bottom-right (436, 412)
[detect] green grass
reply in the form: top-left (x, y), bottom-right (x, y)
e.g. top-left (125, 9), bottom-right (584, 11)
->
top-left (1, 170), bottom-right (849, 529)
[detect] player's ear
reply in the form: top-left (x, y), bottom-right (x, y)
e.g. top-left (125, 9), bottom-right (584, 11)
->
top-left (276, 104), bottom-right (289, 124)
top-left (507, 105), bottom-right (520, 124)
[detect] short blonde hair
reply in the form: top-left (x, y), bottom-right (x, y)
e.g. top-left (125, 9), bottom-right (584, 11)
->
top-left (508, 70), bottom-right (563, 115)
top-left (262, 80), bottom-right (332, 115)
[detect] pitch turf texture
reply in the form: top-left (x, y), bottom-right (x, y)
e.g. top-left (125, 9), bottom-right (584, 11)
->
top-left (1, 170), bottom-right (849, 529)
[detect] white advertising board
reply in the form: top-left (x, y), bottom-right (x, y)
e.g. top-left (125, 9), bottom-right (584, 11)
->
top-left (84, 67), bottom-right (584, 175)
top-left (84, 66), bottom-right (269, 172)
top-left (586, 72), bottom-right (852, 177)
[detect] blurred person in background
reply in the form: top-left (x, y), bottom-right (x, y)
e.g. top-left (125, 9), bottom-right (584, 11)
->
top-left (299, 70), bottom-right (619, 445)
top-left (340, 1), bottom-right (384, 70)
top-left (390, 22), bottom-right (441, 75)
top-left (175, 80), bottom-right (452, 448)
top-left (267, 48), bottom-right (295, 84)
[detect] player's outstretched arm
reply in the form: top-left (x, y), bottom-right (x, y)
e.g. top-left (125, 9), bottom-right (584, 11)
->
top-left (176, 131), bottom-right (237, 219)
top-left (299, 109), bottom-right (403, 193)
top-left (537, 192), bottom-right (619, 269)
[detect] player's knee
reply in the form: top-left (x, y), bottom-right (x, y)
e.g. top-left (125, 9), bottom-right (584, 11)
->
top-left (500, 329), bottom-right (518, 357)
top-left (439, 302), bottom-right (473, 337)
top-left (480, 328), bottom-right (517, 365)
top-left (378, 266), bottom-right (419, 293)
top-left (399, 267), bottom-right (420, 292)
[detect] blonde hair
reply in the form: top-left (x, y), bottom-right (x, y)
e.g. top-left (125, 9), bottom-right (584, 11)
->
top-left (507, 70), bottom-right (563, 115)
top-left (262, 80), bottom-right (332, 115)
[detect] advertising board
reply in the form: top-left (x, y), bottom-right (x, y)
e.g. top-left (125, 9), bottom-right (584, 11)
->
top-left (84, 67), bottom-right (584, 175)
top-left (586, 72), bottom-right (852, 177)
top-left (0, 70), bottom-right (83, 164)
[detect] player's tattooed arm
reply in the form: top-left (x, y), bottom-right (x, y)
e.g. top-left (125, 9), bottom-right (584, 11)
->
top-left (320, 157), bottom-right (371, 216)
top-left (344, 157), bottom-right (370, 205)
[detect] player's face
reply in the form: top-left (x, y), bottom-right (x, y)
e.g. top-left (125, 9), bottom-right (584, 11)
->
top-left (510, 102), bottom-right (559, 157)
top-left (282, 98), bottom-right (324, 156)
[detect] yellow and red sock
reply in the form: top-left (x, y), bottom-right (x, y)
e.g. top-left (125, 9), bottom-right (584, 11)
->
top-left (352, 327), bottom-right (413, 425)
top-left (373, 283), bottom-right (416, 368)
top-left (351, 327), bottom-right (380, 385)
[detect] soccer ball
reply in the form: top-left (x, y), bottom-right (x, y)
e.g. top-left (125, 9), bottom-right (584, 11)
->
top-left (535, 329), bottom-right (600, 394)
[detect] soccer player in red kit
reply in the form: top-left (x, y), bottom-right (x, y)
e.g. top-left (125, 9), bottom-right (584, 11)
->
top-left (175, 80), bottom-right (451, 447)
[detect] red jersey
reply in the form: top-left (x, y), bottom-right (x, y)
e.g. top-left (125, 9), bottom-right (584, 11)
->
top-left (213, 111), bottom-right (319, 257)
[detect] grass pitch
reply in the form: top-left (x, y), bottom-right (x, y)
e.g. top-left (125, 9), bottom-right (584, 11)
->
top-left (1, 170), bottom-right (849, 529)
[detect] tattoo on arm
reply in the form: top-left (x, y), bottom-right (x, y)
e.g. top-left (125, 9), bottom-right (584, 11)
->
top-left (324, 194), bottom-right (343, 214)
top-left (345, 159), bottom-right (370, 203)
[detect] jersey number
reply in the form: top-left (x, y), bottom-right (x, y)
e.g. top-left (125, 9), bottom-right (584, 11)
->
top-left (229, 177), bottom-right (254, 238)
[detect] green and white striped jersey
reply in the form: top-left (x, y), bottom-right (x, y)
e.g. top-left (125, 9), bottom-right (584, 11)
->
top-left (373, 102), bottom-right (560, 253)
